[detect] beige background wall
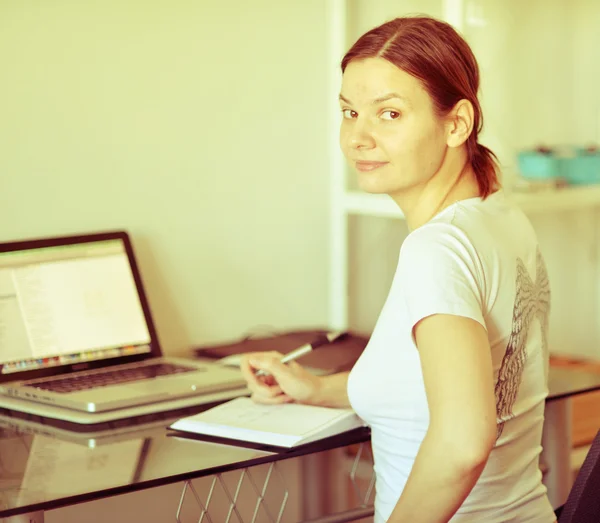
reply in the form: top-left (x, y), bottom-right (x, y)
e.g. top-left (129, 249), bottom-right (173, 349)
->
top-left (1, 2), bottom-right (331, 519)
top-left (0, 0), bottom-right (331, 358)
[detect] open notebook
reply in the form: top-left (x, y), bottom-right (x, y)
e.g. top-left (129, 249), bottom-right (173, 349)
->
top-left (169, 397), bottom-right (365, 448)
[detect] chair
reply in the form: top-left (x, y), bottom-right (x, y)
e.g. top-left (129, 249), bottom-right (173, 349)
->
top-left (555, 428), bottom-right (600, 522)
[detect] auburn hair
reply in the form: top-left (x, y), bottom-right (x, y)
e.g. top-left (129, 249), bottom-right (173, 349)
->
top-left (342, 16), bottom-right (499, 197)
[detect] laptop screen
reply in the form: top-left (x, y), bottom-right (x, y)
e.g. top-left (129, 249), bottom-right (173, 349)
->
top-left (0, 238), bottom-right (152, 375)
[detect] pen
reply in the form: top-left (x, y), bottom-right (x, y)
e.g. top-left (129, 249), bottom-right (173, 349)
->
top-left (254, 331), bottom-right (347, 377)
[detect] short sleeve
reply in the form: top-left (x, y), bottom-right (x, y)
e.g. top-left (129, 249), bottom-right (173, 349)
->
top-left (397, 223), bottom-right (486, 333)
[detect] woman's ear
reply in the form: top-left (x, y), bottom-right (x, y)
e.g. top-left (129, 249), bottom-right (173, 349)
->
top-left (446, 99), bottom-right (474, 148)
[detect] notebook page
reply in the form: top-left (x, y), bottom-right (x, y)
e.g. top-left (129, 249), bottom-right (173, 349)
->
top-left (191, 397), bottom-right (354, 437)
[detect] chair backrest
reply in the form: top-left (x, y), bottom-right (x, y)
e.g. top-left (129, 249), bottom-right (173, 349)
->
top-left (559, 429), bottom-right (600, 523)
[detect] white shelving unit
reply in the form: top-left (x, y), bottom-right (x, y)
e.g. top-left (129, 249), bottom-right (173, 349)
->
top-left (343, 185), bottom-right (600, 220)
top-left (333, 185), bottom-right (600, 333)
top-left (327, 0), bottom-right (600, 334)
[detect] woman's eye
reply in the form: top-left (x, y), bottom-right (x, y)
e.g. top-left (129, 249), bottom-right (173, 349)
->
top-left (342, 109), bottom-right (357, 119)
top-left (381, 110), bottom-right (401, 120)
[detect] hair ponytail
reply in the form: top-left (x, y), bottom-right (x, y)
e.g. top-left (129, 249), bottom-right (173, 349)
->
top-left (469, 139), bottom-right (500, 197)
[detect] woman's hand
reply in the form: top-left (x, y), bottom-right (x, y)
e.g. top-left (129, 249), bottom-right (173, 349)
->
top-left (239, 351), bottom-right (321, 405)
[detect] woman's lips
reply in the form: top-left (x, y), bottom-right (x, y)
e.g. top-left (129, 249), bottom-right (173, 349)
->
top-left (355, 161), bottom-right (389, 172)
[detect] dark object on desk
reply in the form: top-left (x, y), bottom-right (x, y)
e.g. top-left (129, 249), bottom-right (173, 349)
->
top-left (556, 428), bottom-right (600, 522)
top-left (194, 329), bottom-right (368, 373)
top-left (254, 330), bottom-right (348, 378)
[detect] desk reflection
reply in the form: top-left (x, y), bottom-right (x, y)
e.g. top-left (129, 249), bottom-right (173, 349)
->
top-left (0, 422), bottom-right (273, 515)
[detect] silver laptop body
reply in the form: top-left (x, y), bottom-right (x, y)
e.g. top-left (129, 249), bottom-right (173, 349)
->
top-left (0, 231), bottom-right (246, 421)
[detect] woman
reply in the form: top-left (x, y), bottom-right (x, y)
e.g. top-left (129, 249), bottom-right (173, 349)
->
top-left (241, 16), bottom-right (555, 523)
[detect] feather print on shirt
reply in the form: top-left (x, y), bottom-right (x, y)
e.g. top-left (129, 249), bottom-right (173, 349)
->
top-left (495, 248), bottom-right (550, 440)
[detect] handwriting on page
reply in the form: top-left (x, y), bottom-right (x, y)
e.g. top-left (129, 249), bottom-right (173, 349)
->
top-left (202, 398), bottom-right (347, 436)
top-left (235, 406), bottom-right (275, 424)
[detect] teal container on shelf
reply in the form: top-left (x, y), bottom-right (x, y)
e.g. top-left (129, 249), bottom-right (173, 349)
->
top-left (560, 148), bottom-right (600, 185)
top-left (517, 150), bottom-right (562, 181)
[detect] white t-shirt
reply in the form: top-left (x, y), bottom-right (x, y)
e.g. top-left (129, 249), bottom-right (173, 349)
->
top-left (347, 190), bottom-right (555, 522)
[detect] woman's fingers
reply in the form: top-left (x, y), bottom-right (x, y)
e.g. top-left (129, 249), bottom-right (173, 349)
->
top-left (261, 374), bottom-right (278, 387)
top-left (248, 353), bottom-right (292, 382)
top-left (240, 352), bottom-right (283, 379)
top-left (246, 376), bottom-right (283, 398)
top-left (239, 351), bottom-right (312, 402)
top-left (239, 354), bottom-right (283, 396)
top-left (239, 354), bottom-right (259, 385)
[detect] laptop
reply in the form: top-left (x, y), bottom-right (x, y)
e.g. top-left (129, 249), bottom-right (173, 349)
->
top-left (0, 392), bottom-right (182, 449)
top-left (0, 230), bottom-right (247, 423)
top-left (4, 432), bottom-right (152, 508)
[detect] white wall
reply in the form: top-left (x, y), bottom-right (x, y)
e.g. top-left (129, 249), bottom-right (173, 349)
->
top-left (0, 0), bottom-right (331, 356)
top-left (467, 0), bottom-right (574, 179)
top-left (1, 3), bottom-right (332, 518)
top-left (570, 0), bottom-right (600, 145)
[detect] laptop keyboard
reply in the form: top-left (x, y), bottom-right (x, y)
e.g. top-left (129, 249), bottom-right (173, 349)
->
top-left (25, 363), bottom-right (198, 394)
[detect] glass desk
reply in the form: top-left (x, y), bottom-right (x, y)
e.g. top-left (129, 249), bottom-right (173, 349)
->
top-left (0, 366), bottom-right (599, 522)
top-left (0, 404), bottom-right (371, 523)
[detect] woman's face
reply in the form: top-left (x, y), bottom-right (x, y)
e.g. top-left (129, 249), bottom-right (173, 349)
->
top-left (339, 57), bottom-right (449, 197)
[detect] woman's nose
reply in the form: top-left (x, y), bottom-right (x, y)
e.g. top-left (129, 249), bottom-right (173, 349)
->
top-left (347, 124), bottom-right (375, 150)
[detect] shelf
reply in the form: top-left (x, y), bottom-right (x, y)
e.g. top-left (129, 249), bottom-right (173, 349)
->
top-left (510, 185), bottom-right (600, 214)
top-left (343, 185), bottom-right (600, 219)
